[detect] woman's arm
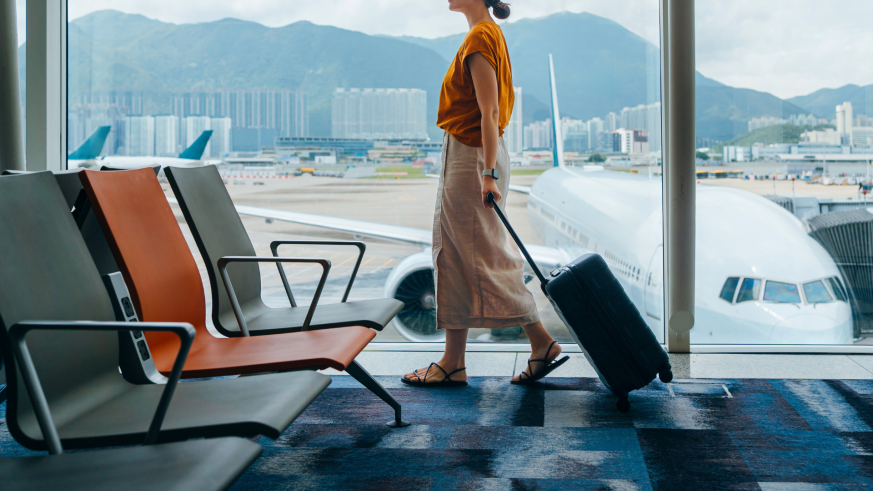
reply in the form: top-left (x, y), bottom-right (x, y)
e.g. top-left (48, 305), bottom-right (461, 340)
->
top-left (468, 52), bottom-right (502, 209)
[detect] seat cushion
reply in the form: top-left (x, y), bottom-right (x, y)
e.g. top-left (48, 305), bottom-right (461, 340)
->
top-left (23, 371), bottom-right (329, 450)
top-left (221, 298), bottom-right (405, 336)
top-left (1, 437), bottom-right (261, 491)
top-left (149, 325), bottom-right (377, 378)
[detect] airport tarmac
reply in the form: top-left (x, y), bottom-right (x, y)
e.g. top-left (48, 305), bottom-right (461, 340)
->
top-left (701, 177), bottom-right (871, 199)
top-left (166, 173), bottom-right (566, 345)
top-left (166, 170), bottom-right (872, 347)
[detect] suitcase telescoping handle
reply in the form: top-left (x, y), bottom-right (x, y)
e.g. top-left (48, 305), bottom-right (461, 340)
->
top-left (486, 191), bottom-right (550, 292)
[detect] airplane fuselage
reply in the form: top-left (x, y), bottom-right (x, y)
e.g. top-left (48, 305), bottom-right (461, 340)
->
top-left (527, 166), bottom-right (853, 345)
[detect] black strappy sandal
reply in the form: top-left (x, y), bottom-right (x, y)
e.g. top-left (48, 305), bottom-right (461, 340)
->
top-left (512, 341), bottom-right (570, 385)
top-left (401, 363), bottom-right (468, 387)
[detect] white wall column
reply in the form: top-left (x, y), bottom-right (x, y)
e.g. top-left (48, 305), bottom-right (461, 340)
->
top-left (660, 0), bottom-right (696, 353)
top-left (26, 0), bottom-right (65, 172)
top-left (0, 0), bottom-right (24, 172)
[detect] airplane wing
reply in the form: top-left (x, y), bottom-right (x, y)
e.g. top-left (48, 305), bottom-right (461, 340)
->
top-left (167, 198), bottom-right (569, 268)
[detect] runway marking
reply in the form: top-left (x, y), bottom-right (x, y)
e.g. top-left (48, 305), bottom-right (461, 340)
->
top-left (335, 255), bottom-right (357, 267)
top-left (380, 258), bottom-right (395, 267)
top-left (361, 256), bottom-right (376, 267)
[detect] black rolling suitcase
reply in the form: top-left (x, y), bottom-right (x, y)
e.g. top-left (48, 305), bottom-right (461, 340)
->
top-left (487, 193), bottom-right (672, 412)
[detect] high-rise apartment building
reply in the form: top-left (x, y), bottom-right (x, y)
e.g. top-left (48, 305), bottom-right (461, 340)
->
top-left (172, 89), bottom-right (309, 146)
top-left (79, 90), bottom-right (144, 115)
top-left (154, 115), bottom-right (179, 156)
top-left (503, 87), bottom-right (524, 154)
top-left (524, 120), bottom-right (552, 150)
top-left (587, 118), bottom-right (605, 151)
top-left (210, 117), bottom-right (232, 157)
top-left (562, 118), bottom-right (589, 153)
top-left (332, 88), bottom-right (428, 140)
top-left (837, 102), bottom-right (854, 145)
top-left (613, 128), bottom-right (649, 154)
top-left (124, 116), bottom-right (155, 156)
top-left (605, 112), bottom-right (619, 133)
top-left (620, 103), bottom-right (661, 152)
top-left (68, 103), bottom-right (128, 155)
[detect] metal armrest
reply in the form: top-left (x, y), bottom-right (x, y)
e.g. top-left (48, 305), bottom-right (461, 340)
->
top-left (9, 321), bottom-right (195, 454)
top-left (271, 241), bottom-right (366, 305)
top-left (218, 256), bottom-right (331, 336)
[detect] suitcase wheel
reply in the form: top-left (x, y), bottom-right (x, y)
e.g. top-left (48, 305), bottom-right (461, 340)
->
top-left (659, 370), bottom-right (674, 384)
top-left (616, 397), bottom-right (630, 413)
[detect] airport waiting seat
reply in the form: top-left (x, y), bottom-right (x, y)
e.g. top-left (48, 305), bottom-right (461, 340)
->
top-left (0, 172), bottom-right (331, 450)
top-left (1, 302), bottom-right (261, 491)
top-left (79, 167), bottom-right (408, 426)
top-left (164, 164), bottom-right (404, 336)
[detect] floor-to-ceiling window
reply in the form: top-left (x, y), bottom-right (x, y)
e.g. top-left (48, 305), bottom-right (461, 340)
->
top-left (66, 1), bottom-right (664, 347)
top-left (694, 0), bottom-right (873, 346)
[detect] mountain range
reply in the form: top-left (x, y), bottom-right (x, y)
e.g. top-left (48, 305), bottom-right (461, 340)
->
top-left (18, 9), bottom-right (867, 142)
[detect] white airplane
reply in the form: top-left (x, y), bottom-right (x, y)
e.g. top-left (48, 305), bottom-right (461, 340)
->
top-left (69, 129), bottom-right (213, 171)
top-left (172, 55), bottom-right (852, 345)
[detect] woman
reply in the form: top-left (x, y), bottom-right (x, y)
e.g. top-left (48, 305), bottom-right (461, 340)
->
top-left (402, 0), bottom-right (568, 387)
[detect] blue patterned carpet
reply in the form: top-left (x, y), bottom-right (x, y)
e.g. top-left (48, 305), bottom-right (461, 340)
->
top-left (5, 376), bottom-right (873, 489)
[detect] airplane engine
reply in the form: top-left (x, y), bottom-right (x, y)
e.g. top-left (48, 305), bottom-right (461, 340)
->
top-left (383, 250), bottom-right (444, 342)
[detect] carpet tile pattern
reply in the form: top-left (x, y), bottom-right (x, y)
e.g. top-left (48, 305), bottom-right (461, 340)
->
top-left (4, 376), bottom-right (873, 489)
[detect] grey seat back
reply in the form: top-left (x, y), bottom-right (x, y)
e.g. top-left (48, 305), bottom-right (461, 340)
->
top-left (164, 165), bottom-right (264, 335)
top-left (0, 172), bottom-right (125, 448)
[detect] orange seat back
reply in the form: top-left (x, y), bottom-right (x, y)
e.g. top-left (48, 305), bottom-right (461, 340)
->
top-left (80, 168), bottom-right (207, 354)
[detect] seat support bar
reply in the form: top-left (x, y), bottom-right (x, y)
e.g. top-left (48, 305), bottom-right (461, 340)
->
top-left (345, 360), bottom-right (409, 428)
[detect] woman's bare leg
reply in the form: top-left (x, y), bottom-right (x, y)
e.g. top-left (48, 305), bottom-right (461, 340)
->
top-left (403, 329), bottom-right (469, 383)
top-left (512, 321), bottom-right (561, 382)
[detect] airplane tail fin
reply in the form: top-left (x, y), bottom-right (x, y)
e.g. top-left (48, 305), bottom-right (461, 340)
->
top-left (549, 54), bottom-right (565, 168)
top-left (68, 126), bottom-right (111, 160)
top-left (178, 130), bottom-right (213, 160)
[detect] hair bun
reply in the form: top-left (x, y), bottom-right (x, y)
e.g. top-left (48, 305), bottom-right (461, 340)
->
top-left (486, 0), bottom-right (511, 20)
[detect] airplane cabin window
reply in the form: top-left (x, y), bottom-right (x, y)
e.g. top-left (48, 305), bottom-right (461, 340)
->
top-left (736, 278), bottom-right (762, 303)
top-left (719, 277), bottom-right (740, 303)
top-left (803, 280), bottom-right (833, 304)
top-left (828, 277), bottom-right (848, 302)
top-left (763, 281), bottom-right (801, 304)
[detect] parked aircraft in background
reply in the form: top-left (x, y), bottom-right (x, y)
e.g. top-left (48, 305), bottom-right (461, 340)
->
top-left (167, 57), bottom-right (853, 345)
top-left (69, 129), bottom-right (213, 171)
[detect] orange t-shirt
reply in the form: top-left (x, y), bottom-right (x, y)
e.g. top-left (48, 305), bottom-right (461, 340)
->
top-left (437, 22), bottom-right (514, 148)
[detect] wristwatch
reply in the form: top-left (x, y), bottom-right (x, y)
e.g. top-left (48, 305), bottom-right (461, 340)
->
top-left (482, 168), bottom-right (500, 180)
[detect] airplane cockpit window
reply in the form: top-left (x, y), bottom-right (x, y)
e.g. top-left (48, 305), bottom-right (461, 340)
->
top-left (719, 277), bottom-right (739, 302)
top-left (803, 280), bottom-right (833, 304)
top-left (828, 277), bottom-right (848, 302)
top-left (763, 281), bottom-right (801, 304)
top-left (736, 278), bottom-right (761, 303)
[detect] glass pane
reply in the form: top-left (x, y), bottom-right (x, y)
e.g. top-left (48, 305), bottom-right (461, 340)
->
top-left (803, 280), bottom-right (833, 304)
top-left (736, 278), bottom-right (761, 303)
top-left (828, 277), bottom-right (848, 302)
top-left (763, 281), bottom-right (801, 304)
top-left (695, 0), bottom-right (869, 344)
top-left (719, 277), bottom-right (739, 302)
top-left (67, 3), bottom-right (662, 346)
top-left (16, 0), bottom-right (23, 141)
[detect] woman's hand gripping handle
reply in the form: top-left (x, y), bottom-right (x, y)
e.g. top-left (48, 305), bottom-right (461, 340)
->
top-left (482, 178), bottom-right (501, 209)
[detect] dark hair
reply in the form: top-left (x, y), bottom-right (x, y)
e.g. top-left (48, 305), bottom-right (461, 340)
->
top-left (484, 0), bottom-right (511, 20)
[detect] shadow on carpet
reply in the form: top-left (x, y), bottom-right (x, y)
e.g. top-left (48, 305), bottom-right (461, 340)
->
top-left (5, 376), bottom-right (873, 490)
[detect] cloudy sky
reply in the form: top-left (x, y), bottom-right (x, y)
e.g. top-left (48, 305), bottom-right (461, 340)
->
top-left (15, 0), bottom-right (873, 99)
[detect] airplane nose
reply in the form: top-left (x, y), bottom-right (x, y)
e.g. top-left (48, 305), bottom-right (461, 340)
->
top-left (769, 314), bottom-right (851, 344)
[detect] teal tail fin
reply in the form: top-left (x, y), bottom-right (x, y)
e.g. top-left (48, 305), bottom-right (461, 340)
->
top-left (68, 126), bottom-right (111, 160)
top-left (179, 130), bottom-right (213, 160)
top-left (549, 54), bottom-right (564, 168)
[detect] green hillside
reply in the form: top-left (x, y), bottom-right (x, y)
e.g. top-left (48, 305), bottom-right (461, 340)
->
top-left (63, 11), bottom-right (450, 138)
top-left (787, 84), bottom-right (871, 119)
top-left (712, 123), bottom-right (834, 153)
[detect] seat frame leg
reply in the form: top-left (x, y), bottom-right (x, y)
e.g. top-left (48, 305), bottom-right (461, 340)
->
top-left (345, 360), bottom-right (410, 427)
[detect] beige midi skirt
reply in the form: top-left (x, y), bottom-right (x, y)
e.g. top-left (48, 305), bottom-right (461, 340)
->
top-left (432, 132), bottom-right (540, 330)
